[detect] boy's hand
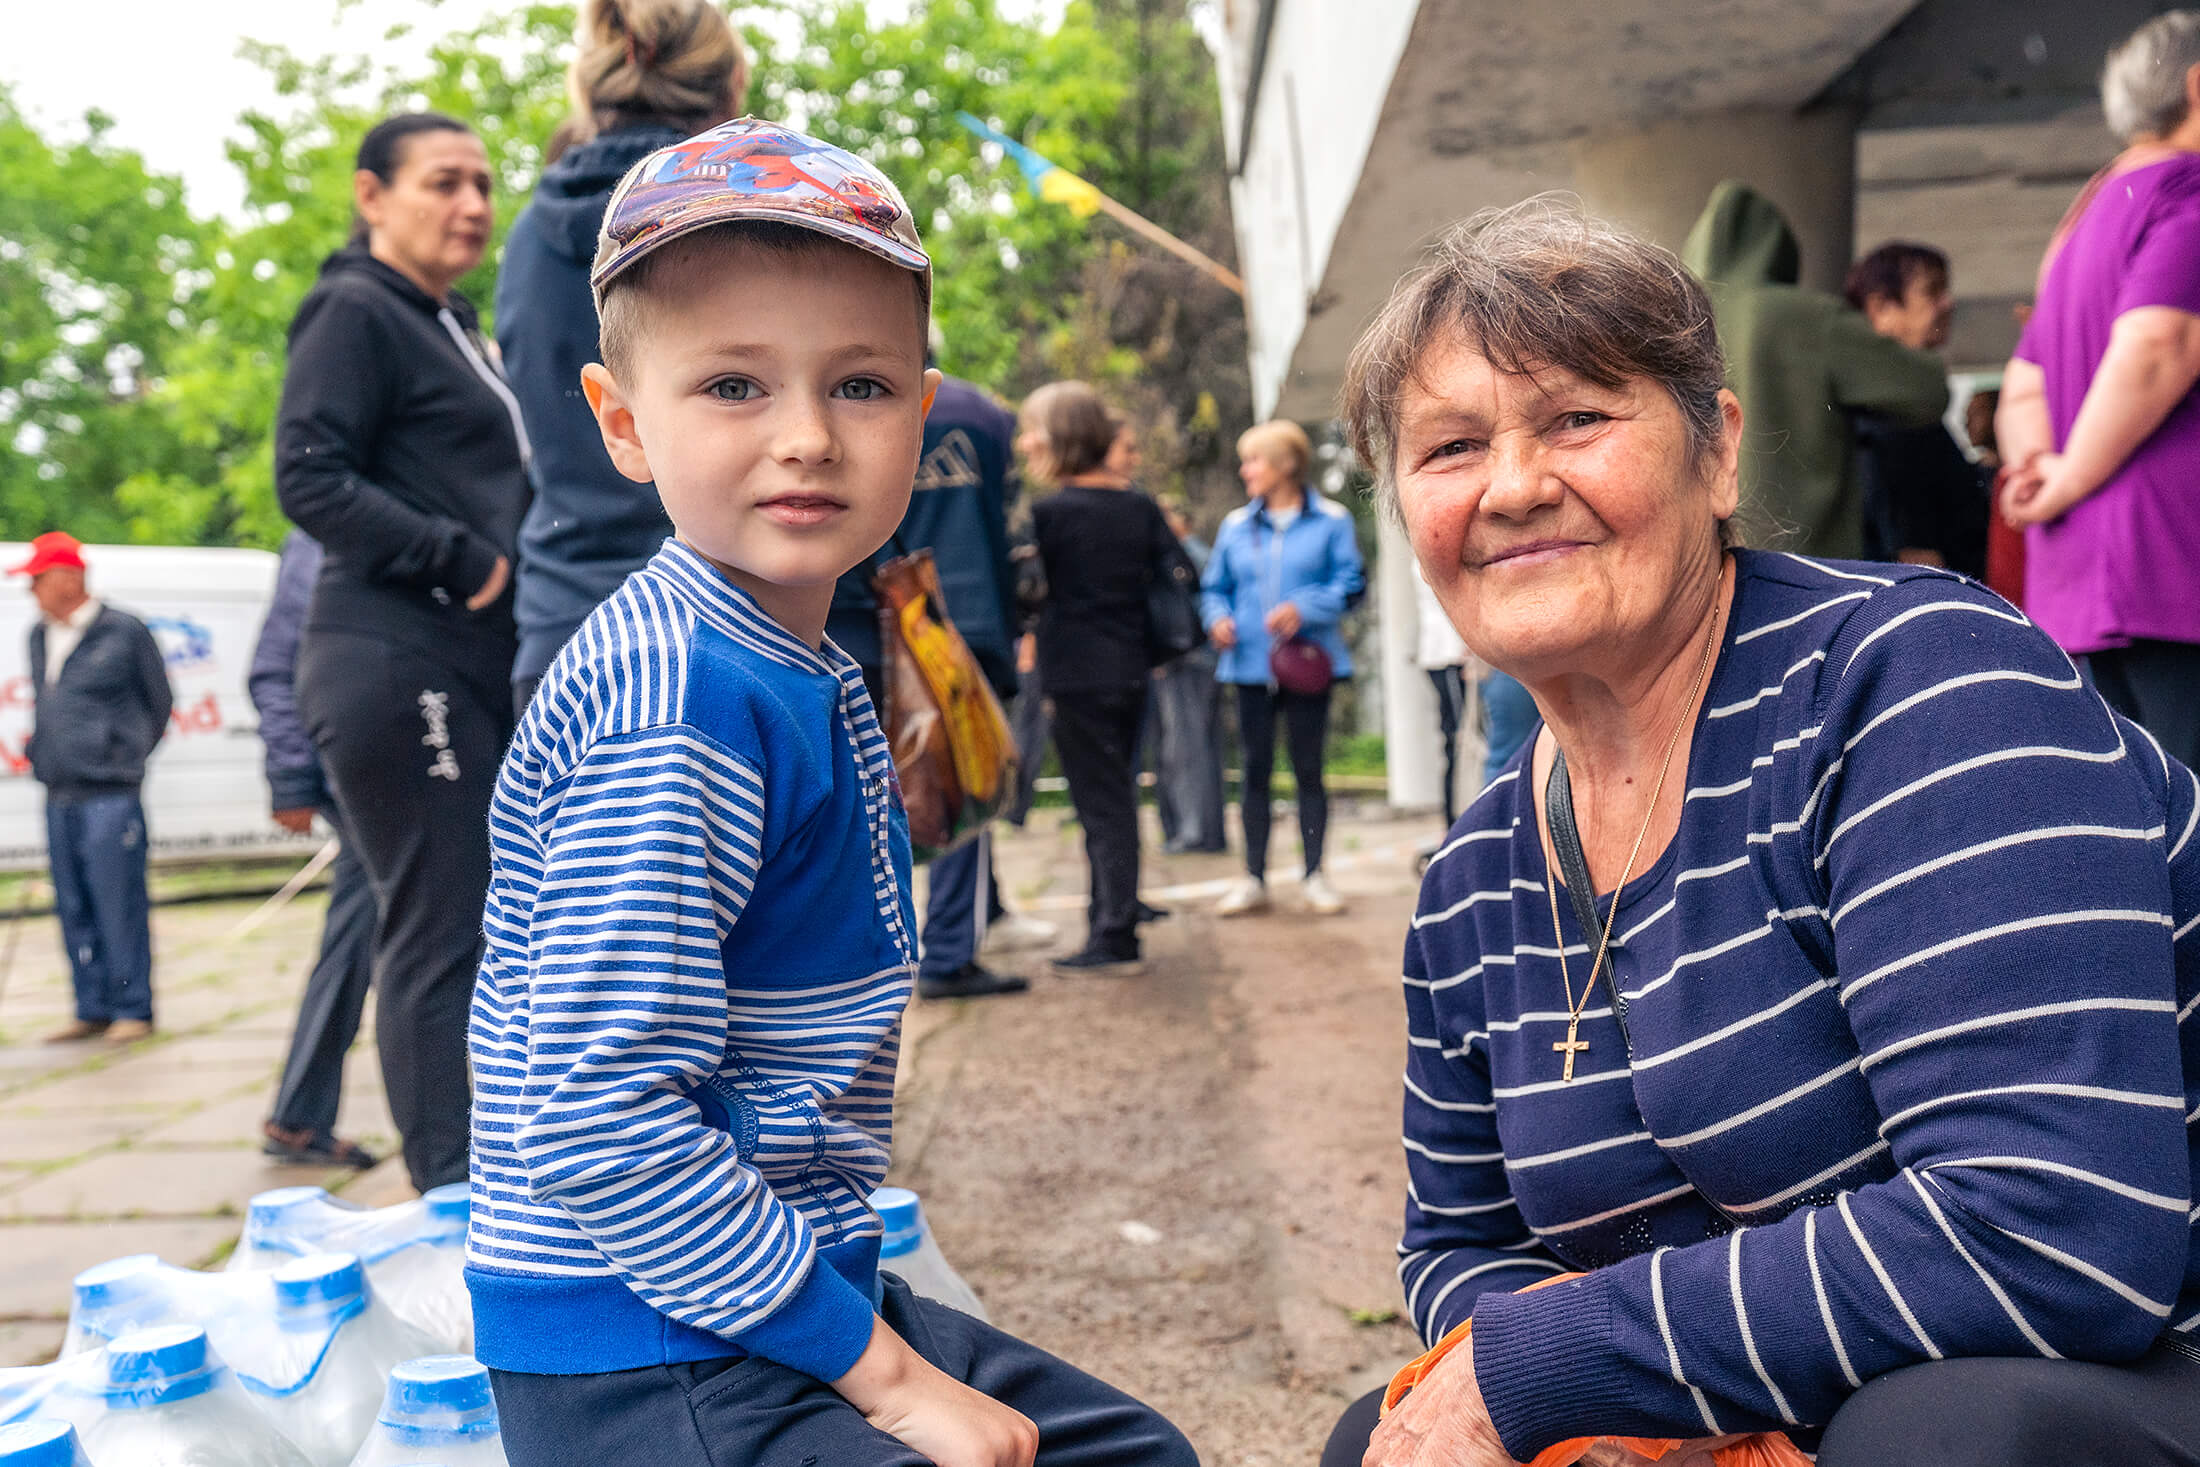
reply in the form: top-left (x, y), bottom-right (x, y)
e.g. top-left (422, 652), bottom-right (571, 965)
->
top-left (834, 1316), bottom-right (1038, 1467)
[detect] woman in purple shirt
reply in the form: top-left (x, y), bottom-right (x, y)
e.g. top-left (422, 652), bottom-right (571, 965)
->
top-left (2000, 10), bottom-right (2200, 768)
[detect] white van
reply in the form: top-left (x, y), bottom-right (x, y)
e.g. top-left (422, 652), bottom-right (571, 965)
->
top-left (0, 542), bottom-right (315, 873)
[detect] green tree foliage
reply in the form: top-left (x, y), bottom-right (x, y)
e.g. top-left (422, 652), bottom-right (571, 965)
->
top-left (0, 95), bottom-right (212, 543)
top-left (0, 0), bottom-right (1248, 548)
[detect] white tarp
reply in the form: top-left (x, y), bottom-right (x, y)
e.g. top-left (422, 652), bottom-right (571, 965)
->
top-left (0, 542), bottom-right (317, 872)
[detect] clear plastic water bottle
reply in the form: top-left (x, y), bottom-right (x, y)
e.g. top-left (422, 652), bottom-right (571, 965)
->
top-left (346, 1357), bottom-right (507, 1467)
top-left (0, 1356), bottom-right (100, 1435)
top-left (73, 1325), bottom-right (312, 1467)
top-left (236, 1254), bottom-right (440, 1467)
top-left (365, 1187), bottom-right (471, 1356)
top-left (871, 1187), bottom-right (988, 1321)
top-left (64, 1255), bottom-right (253, 1359)
top-left (0, 1419), bottom-right (92, 1466)
top-left (230, 1186), bottom-right (473, 1354)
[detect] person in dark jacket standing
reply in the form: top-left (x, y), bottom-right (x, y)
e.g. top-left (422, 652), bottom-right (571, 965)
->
top-left (1021, 382), bottom-right (1180, 975)
top-left (274, 111), bottom-right (529, 1192)
top-left (13, 532), bottom-right (171, 1046)
top-left (828, 370), bottom-right (1054, 1000)
top-left (249, 531), bottom-right (377, 1169)
top-left (1843, 241), bottom-right (1991, 579)
top-left (498, 0), bottom-right (747, 710)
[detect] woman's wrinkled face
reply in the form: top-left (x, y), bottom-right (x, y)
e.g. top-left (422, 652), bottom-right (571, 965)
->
top-left (1392, 332), bottom-right (1740, 683)
top-left (1239, 451), bottom-right (1291, 499)
top-left (358, 130), bottom-right (494, 294)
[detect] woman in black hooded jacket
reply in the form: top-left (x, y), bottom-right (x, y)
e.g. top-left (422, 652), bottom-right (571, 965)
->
top-left (274, 111), bottom-right (529, 1193)
top-left (496, 0), bottom-right (748, 709)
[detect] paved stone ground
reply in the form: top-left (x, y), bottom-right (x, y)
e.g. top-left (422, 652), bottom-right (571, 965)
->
top-left (0, 801), bottom-right (1439, 1465)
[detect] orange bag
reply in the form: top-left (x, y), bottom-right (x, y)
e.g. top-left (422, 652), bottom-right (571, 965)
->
top-left (1381, 1276), bottom-right (1810, 1467)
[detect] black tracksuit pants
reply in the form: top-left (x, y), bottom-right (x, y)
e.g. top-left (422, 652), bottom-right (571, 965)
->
top-left (1050, 685), bottom-right (1145, 959)
top-left (298, 630), bottom-right (511, 1192)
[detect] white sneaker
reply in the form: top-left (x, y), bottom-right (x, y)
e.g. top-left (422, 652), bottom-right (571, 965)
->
top-left (1302, 873), bottom-right (1346, 916)
top-left (1215, 875), bottom-right (1269, 917)
top-left (982, 911), bottom-right (1060, 954)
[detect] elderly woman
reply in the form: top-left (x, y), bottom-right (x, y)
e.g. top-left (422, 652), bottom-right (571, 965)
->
top-left (1325, 200), bottom-right (2200, 1467)
top-left (1998, 9), bottom-right (2200, 773)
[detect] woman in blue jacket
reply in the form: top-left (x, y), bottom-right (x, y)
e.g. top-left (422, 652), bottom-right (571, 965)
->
top-left (1202, 420), bottom-right (1367, 916)
top-left (497, 0), bottom-right (746, 710)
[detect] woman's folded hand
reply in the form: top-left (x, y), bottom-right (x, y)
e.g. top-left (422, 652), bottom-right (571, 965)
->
top-left (1363, 1342), bottom-right (1521, 1467)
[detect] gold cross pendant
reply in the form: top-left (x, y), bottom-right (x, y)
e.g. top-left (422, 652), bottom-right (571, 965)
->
top-left (1553, 1018), bottom-right (1589, 1083)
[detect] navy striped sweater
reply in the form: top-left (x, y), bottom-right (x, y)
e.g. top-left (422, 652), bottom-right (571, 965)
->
top-left (466, 539), bottom-right (917, 1382)
top-left (1403, 552), bottom-right (2200, 1458)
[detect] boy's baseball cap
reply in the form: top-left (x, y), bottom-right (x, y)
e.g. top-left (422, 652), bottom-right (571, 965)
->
top-left (591, 117), bottom-right (929, 306)
top-left (8, 532), bottom-right (87, 577)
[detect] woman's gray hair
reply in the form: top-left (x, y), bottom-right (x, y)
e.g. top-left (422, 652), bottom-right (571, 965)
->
top-left (2103, 10), bottom-right (2200, 144)
top-left (1340, 195), bottom-right (1729, 520)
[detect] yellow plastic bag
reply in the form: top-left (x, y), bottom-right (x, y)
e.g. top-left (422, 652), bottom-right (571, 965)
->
top-left (873, 549), bottom-right (1016, 861)
top-left (1381, 1275), bottom-right (1810, 1467)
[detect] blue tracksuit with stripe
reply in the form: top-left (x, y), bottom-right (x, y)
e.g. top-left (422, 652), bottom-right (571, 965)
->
top-left (466, 538), bottom-right (917, 1383)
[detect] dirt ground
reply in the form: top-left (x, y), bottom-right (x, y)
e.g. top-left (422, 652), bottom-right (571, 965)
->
top-left (896, 805), bottom-right (1434, 1465)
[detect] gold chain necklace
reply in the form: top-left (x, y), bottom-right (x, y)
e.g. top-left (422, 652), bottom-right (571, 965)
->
top-left (1542, 598), bottom-right (1723, 1083)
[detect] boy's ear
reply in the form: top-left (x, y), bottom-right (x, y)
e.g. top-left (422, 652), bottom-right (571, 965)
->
top-left (581, 364), bottom-right (654, 484)
top-left (920, 368), bottom-right (942, 421)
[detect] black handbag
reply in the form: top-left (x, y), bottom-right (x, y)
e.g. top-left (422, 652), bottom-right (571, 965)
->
top-left (1145, 532), bottom-right (1204, 667)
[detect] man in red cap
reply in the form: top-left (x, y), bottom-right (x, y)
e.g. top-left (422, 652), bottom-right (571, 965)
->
top-left (12, 532), bottom-right (173, 1044)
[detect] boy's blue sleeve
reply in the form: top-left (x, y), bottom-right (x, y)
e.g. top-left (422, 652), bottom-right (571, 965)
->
top-left (507, 725), bottom-right (877, 1383)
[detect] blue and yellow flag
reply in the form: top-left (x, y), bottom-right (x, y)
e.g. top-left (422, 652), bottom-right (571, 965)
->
top-left (956, 113), bottom-right (1104, 218)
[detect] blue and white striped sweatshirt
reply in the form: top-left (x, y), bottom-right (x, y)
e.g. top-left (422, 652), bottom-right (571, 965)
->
top-left (466, 539), bottom-right (917, 1382)
top-left (1403, 552), bottom-right (2200, 1458)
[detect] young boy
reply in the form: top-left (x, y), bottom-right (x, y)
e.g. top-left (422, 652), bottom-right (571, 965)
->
top-left (464, 119), bottom-right (1197, 1467)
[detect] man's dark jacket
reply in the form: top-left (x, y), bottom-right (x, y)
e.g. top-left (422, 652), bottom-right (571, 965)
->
top-left (248, 531), bottom-right (329, 813)
top-left (497, 124), bottom-right (685, 688)
top-left (29, 605), bottom-right (173, 796)
top-left (828, 376), bottom-right (1022, 698)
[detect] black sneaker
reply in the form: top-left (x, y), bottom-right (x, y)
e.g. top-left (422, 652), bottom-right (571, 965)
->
top-left (1051, 948), bottom-right (1144, 977)
top-left (917, 963), bottom-right (1031, 1000)
top-left (1135, 901), bottom-right (1171, 924)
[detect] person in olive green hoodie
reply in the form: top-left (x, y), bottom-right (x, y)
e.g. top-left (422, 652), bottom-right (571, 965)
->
top-left (1681, 180), bottom-right (1951, 559)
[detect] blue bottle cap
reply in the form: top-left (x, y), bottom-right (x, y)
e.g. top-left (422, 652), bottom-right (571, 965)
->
top-left (70, 1255), bottom-right (167, 1340)
top-left (0, 1419), bottom-right (87, 1467)
top-left (379, 1356), bottom-right (498, 1445)
top-left (244, 1186), bottom-right (330, 1252)
top-left (271, 1253), bottom-right (366, 1325)
top-left (102, 1325), bottom-right (221, 1407)
top-left (871, 1186), bottom-right (924, 1259)
top-left (422, 1183), bottom-right (469, 1231)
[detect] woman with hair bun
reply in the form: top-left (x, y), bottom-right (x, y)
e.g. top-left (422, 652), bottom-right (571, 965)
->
top-left (498, 0), bottom-right (749, 710)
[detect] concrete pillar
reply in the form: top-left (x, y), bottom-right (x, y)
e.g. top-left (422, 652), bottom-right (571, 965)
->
top-left (1569, 106), bottom-right (1861, 295)
top-left (1377, 513), bottom-right (1442, 813)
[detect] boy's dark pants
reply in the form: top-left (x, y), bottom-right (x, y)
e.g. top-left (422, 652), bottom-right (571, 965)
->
top-left (490, 1275), bottom-right (1198, 1467)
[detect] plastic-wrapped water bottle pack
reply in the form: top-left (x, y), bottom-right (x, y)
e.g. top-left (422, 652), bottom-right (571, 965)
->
top-left (1, 1178), bottom-right (991, 1465)
top-left (228, 1186), bottom-right (473, 1356)
top-left (2, 1183), bottom-right (499, 1465)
